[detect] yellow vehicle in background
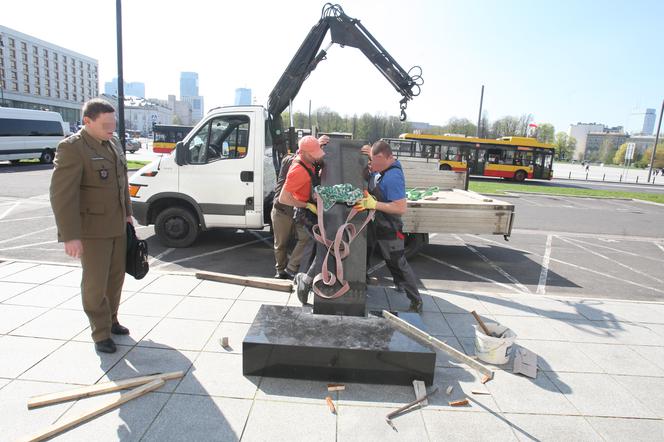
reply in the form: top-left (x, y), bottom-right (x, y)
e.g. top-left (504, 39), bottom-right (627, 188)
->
top-left (153, 124), bottom-right (194, 154)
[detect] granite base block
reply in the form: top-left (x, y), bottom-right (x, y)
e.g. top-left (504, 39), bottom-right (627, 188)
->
top-left (243, 305), bottom-right (436, 385)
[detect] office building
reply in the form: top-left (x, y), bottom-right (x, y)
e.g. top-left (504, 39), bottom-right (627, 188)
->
top-left (0, 25), bottom-right (98, 125)
top-left (103, 77), bottom-right (145, 98)
top-left (234, 88), bottom-right (251, 106)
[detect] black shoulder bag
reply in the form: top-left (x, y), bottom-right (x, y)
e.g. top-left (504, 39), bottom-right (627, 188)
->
top-left (126, 222), bottom-right (149, 279)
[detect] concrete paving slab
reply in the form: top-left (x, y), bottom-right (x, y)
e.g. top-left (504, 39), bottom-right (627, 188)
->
top-left (646, 323), bottom-right (664, 338)
top-left (238, 286), bottom-right (290, 304)
top-left (223, 300), bottom-right (271, 323)
top-left (337, 382), bottom-right (416, 408)
top-left (4, 283), bottom-right (79, 308)
top-left (610, 374), bottom-right (664, 417)
top-left (0, 261), bottom-right (38, 279)
top-left (432, 335), bottom-right (472, 369)
top-left (57, 290), bottom-right (134, 311)
top-left (478, 296), bottom-right (539, 317)
top-left (430, 290), bottom-right (491, 314)
top-left (202, 322), bottom-right (251, 354)
top-left (19, 340), bottom-right (131, 384)
top-left (241, 400), bottom-right (336, 442)
top-left (420, 292), bottom-right (441, 312)
top-left (516, 297), bottom-right (590, 320)
top-left (47, 267), bottom-right (83, 287)
top-left (10, 308), bottom-right (89, 340)
top-left (51, 390), bottom-right (170, 442)
top-left (175, 352), bottom-right (260, 399)
top-left (420, 311), bottom-right (455, 336)
top-left (166, 296), bottom-right (233, 322)
top-left (139, 317), bottom-right (217, 351)
top-left (485, 369), bottom-right (578, 415)
top-left (255, 377), bottom-right (331, 404)
top-left (630, 345), bottom-right (664, 371)
top-left (0, 281), bottom-right (36, 302)
top-left (519, 340), bottom-right (603, 373)
top-left (0, 379), bottom-right (79, 442)
top-left (422, 409), bottom-right (518, 441)
top-left (140, 274), bottom-right (201, 295)
top-left (385, 287), bottom-right (411, 311)
top-left (337, 404), bottom-right (428, 441)
top-left (576, 342), bottom-right (664, 376)
top-left (489, 315), bottom-right (565, 341)
top-left (118, 292), bottom-right (183, 317)
top-left (505, 413), bottom-right (603, 442)
top-left (0, 304), bottom-right (47, 334)
top-left (586, 416), bottom-right (664, 441)
top-left (548, 318), bottom-right (663, 345)
top-left (101, 346), bottom-right (197, 393)
top-left (366, 286), bottom-right (390, 310)
top-left (444, 312), bottom-right (496, 338)
top-left (427, 367), bottom-right (500, 412)
top-left (142, 394), bottom-right (252, 442)
top-left (72, 314), bottom-right (162, 345)
top-left (0, 335), bottom-right (63, 378)
top-left (545, 371), bottom-right (658, 418)
top-left (187, 279), bottom-right (245, 299)
top-left (1, 264), bottom-right (72, 284)
top-left (121, 272), bottom-right (160, 292)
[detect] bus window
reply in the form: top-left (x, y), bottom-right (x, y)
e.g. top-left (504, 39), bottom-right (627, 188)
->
top-left (503, 149), bottom-right (516, 165)
top-left (487, 148), bottom-right (502, 164)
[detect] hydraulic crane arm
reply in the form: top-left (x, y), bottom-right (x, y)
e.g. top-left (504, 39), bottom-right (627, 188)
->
top-left (267, 3), bottom-right (423, 163)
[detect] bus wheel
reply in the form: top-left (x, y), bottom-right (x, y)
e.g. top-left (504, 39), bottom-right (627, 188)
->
top-left (404, 233), bottom-right (429, 259)
top-left (155, 206), bottom-right (200, 248)
top-left (40, 149), bottom-right (54, 164)
top-left (514, 170), bottom-right (527, 182)
top-left (439, 164), bottom-right (452, 171)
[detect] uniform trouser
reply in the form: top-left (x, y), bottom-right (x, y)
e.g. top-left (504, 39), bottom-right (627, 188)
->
top-left (271, 206), bottom-right (310, 273)
top-left (376, 237), bottom-right (421, 304)
top-left (80, 234), bottom-right (126, 342)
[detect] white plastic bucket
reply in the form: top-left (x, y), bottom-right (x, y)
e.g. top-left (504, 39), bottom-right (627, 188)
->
top-left (473, 323), bottom-right (517, 364)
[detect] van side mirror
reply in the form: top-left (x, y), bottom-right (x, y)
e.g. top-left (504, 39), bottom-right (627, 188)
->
top-left (174, 141), bottom-right (185, 165)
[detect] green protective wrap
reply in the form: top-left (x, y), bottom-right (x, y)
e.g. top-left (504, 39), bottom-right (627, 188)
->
top-left (406, 186), bottom-right (440, 201)
top-left (314, 184), bottom-right (365, 211)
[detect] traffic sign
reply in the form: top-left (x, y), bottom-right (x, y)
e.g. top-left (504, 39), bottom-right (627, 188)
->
top-left (625, 143), bottom-right (635, 160)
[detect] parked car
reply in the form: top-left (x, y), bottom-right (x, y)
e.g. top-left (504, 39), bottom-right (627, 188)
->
top-left (125, 137), bottom-right (142, 153)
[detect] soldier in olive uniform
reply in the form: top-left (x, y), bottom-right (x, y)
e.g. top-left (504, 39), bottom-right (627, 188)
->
top-left (50, 98), bottom-right (133, 354)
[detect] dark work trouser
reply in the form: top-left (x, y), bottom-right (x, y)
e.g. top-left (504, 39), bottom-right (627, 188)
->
top-left (374, 235), bottom-right (421, 304)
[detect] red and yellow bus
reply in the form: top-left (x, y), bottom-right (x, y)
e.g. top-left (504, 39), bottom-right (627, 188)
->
top-left (385, 134), bottom-right (555, 181)
top-left (153, 124), bottom-right (194, 154)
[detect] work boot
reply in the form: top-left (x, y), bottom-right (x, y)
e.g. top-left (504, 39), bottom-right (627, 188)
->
top-left (111, 322), bottom-right (130, 335)
top-left (408, 299), bottom-right (423, 314)
top-left (294, 273), bottom-right (310, 305)
top-left (275, 271), bottom-right (290, 279)
top-left (94, 338), bottom-right (117, 354)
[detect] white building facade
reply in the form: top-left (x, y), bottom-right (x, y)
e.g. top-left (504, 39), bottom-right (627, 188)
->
top-left (569, 122), bottom-right (605, 160)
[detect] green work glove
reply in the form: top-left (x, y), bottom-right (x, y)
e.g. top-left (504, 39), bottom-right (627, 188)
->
top-left (305, 202), bottom-right (318, 215)
top-left (354, 193), bottom-right (377, 211)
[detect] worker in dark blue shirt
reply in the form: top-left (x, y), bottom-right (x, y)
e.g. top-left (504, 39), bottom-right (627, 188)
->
top-left (356, 140), bottom-right (422, 313)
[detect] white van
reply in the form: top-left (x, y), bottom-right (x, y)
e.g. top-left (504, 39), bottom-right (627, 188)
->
top-left (0, 107), bottom-right (69, 164)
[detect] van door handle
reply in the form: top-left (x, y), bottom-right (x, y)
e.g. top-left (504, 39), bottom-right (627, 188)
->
top-left (240, 171), bottom-right (254, 182)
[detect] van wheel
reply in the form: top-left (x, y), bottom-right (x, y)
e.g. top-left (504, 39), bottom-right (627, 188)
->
top-left (439, 164), bottom-right (452, 171)
top-left (514, 170), bottom-right (527, 182)
top-left (40, 149), bottom-right (54, 164)
top-left (155, 206), bottom-right (199, 248)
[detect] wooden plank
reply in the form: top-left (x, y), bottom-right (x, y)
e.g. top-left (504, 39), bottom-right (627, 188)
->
top-left (19, 379), bottom-right (165, 442)
top-left (382, 310), bottom-right (494, 379)
top-left (27, 371), bottom-right (184, 409)
top-left (412, 380), bottom-right (428, 405)
top-left (196, 271), bottom-right (292, 292)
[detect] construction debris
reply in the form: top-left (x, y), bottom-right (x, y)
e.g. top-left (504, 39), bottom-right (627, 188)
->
top-left (386, 388), bottom-right (438, 426)
top-left (196, 271), bottom-right (292, 292)
top-left (448, 398), bottom-right (469, 407)
top-left (481, 375), bottom-right (491, 384)
top-left (513, 348), bottom-right (538, 378)
top-left (382, 310), bottom-right (494, 380)
top-left (21, 379), bottom-right (165, 442)
top-left (471, 390), bottom-right (491, 395)
top-left (220, 337), bottom-right (229, 348)
top-left (327, 384), bottom-right (345, 392)
top-left (27, 371), bottom-right (184, 409)
top-left (471, 310), bottom-right (494, 337)
top-left (446, 385), bottom-right (454, 395)
top-left (412, 380), bottom-right (428, 405)
top-left (325, 396), bottom-right (337, 414)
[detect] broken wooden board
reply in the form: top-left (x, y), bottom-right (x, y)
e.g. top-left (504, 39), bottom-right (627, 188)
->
top-left (27, 371), bottom-right (184, 409)
top-left (196, 271), bottom-right (292, 292)
top-left (382, 310), bottom-right (494, 380)
top-left (412, 380), bottom-right (428, 405)
top-left (449, 398), bottom-right (469, 407)
top-left (325, 396), bottom-right (336, 414)
top-left (327, 384), bottom-right (345, 392)
top-left (20, 379), bottom-right (165, 442)
top-left (513, 348), bottom-right (538, 378)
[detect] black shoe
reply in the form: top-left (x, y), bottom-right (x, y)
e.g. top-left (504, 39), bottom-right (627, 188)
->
top-left (111, 322), bottom-right (130, 335)
top-left (275, 271), bottom-right (294, 280)
top-left (284, 269), bottom-right (296, 280)
top-left (294, 273), bottom-right (310, 305)
top-left (408, 299), bottom-right (423, 314)
top-left (94, 338), bottom-right (117, 353)
top-left (395, 283), bottom-right (404, 293)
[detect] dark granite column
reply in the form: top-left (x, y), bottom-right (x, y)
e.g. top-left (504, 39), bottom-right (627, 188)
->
top-left (312, 140), bottom-right (368, 317)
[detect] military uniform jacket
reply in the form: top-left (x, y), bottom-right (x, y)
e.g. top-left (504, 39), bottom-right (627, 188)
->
top-left (50, 128), bottom-right (132, 242)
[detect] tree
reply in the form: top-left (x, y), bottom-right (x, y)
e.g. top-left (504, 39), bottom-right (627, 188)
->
top-left (638, 144), bottom-right (664, 168)
top-left (535, 123), bottom-right (555, 144)
top-left (553, 132), bottom-right (576, 160)
top-left (597, 139), bottom-right (617, 164)
top-left (491, 116), bottom-right (521, 137)
top-left (613, 143), bottom-right (628, 165)
top-left (442, 117), bottom-right (476, 136)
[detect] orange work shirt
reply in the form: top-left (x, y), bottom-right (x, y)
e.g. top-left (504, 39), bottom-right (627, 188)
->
top-left (283, 156), bottom-right (316, 203)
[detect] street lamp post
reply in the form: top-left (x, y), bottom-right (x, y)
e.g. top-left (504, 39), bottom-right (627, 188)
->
top-left (116, 0), bottom-right (126, 152)
top-left (647, 99), bottom-right (664, 183)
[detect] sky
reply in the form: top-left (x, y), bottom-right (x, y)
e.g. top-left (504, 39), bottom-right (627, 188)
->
top-left (4, 0), bottom-right (663, 133)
